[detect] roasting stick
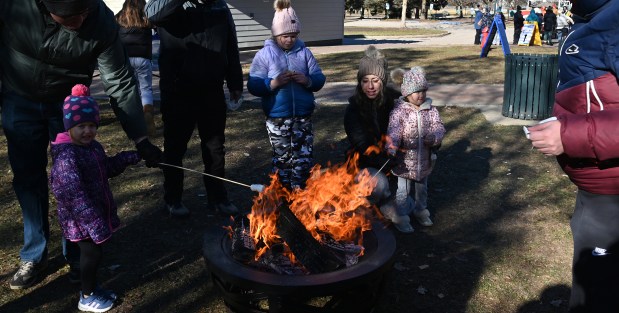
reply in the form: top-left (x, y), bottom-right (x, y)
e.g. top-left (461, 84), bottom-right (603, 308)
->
top-left (157, 163), bottom-right (265, 192)
top-left (372, 159), bottom-right (390, 178)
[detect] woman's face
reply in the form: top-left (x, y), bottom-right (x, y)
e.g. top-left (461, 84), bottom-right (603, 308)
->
top-left (361, 75), bottom-right (383, 99)
top-left (276, 33), bottom-right (298, 50)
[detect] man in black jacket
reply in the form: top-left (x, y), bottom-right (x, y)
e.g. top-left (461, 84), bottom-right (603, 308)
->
top-left (146, 0), bottom-right (243, 217)
top-left (543, 6), bottom-right (557, 46)
top-left (513, 6), bottom-right (524, 44)
top-left (0, 0), bottom-right (163, 290)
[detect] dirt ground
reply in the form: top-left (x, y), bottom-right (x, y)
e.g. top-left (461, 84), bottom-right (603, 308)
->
top-left (0, 94), bottom-right (574, 312)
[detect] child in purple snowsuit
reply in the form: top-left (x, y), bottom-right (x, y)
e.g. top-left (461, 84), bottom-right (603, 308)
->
top-left (49, 84), bottom-right (141, 312)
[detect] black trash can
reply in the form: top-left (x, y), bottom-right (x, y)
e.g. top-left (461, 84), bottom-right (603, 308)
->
top-left (502, 53), bottom-right (559, 120)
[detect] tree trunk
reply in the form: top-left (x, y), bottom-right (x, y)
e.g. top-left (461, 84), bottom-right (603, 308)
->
top-left (401, 1), bottom-right (408, 27)
top-left (421, 0), bottom-right (428, 20)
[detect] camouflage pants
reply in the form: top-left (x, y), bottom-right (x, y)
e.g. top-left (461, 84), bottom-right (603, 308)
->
top-left (265, 116), bottom-right (314, 189)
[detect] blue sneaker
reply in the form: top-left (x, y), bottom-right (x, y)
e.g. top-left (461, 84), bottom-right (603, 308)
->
top-left (77, 291), bottom-right (114, 312)
top-left (94, 285), bottom-right (117, 301)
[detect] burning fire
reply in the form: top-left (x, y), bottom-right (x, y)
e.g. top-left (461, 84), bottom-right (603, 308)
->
top-left (247, 152), bottom-right (379, 261)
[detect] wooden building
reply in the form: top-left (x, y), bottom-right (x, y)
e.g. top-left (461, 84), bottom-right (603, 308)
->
top-left (103, 0), bottom-right (344, 50)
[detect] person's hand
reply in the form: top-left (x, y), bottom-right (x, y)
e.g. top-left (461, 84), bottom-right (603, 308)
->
top-left (289, 72), bottom-right (310, 86)
top-left (136, 139), bottom-right (163, 168)
top-left (528, 120), bottom-right (563, 156)
top-left (424, 134), bottom-right (436, 146)
top-left (270, 71), bottom-right (294, 89)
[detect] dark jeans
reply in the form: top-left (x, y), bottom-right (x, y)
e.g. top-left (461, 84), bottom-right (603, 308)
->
top-left (474, 28), bottom-right (482, 44)
top-left (1, 91), bottom-right (80, 264)
top-left (544, 30), bottom-right (554, 45)
top-left (160, 88), bottom-right (228, 204)
top-left (513, 29), bottom-right (522, 45)
top-left (569, 190), bottom-right (619, 312)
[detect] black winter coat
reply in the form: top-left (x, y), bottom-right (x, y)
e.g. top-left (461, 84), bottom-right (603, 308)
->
top-left (145, 0), bottom-right (242, 93)
top-left (543, 11), bottom-right (557, 31)
top-left (0, 0), bottom-right (147, 139)
top-left (514, 11), bottom-right (524, 30)
top-left (119, 26), bottom-right (153, 59)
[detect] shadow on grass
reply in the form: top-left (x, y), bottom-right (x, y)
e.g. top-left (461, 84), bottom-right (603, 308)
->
top-left (0, 103), bottom-right (573, 312)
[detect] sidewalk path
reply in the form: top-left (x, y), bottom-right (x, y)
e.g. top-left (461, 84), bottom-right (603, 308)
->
top-left (90, 18), bottom-right (538, 126)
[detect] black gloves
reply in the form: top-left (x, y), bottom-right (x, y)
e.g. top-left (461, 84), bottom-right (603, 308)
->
top-left (136, 139), bottom-right (163, 168)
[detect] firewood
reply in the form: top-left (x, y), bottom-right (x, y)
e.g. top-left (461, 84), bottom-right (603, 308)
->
top-left (276, 202), bottom-right (345, 273)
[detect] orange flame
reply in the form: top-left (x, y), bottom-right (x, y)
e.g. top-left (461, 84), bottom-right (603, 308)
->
top-left (247, 152), bottom-right (378, 260)
top-left (364, 135), bottom-right (393, 156)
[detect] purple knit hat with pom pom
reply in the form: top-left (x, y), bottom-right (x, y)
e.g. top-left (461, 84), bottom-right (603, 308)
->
top-left (63, 84), bottom-right (100, 131)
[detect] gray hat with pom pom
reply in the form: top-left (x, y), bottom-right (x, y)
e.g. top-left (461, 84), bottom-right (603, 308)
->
top-left (357, 45), bottom-right (388, 83)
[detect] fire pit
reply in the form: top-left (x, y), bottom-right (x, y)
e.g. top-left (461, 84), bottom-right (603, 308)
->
top-left (202, 220), bottom-right (396, 313)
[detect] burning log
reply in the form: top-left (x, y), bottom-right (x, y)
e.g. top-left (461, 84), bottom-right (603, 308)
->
top-left (230, 215), bottom-right (256, 263)
top-left (255, 242), bottom-right (307, 275)
top-left (276, 202), bottom-right (346, 273)
top-left (320, 234), bottom-right (364, 267)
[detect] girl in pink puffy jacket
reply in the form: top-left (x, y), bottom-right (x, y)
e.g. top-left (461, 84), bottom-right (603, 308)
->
top-left (386, 67), bottom-right (445, 233)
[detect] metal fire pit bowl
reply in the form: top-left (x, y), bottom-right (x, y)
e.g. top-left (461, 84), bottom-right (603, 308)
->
top-left (202, 221), bottom-right (396, 313)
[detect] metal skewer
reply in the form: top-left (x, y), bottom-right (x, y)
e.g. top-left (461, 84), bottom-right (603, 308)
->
top-left (373, 159), bottom-right (390, 178)
top-left (158, 163), bottom-right (264, 192)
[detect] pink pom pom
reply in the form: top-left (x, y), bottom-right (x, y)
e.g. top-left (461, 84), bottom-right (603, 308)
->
top-left (71, 84), bottom-right (90, 97)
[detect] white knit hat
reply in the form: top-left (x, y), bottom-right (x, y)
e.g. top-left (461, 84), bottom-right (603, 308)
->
top-left (399, 66), bottom-right (428, 97)
top-left (271, 0), bottom-right (301, 36)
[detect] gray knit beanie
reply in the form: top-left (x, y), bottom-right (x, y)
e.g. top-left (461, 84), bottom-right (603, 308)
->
top-left (357, 45), bottom-right (388, 83)
top-left (271, 0), bottom-right (301, 36)
top-left (399, 66), bottom-right (428, 97)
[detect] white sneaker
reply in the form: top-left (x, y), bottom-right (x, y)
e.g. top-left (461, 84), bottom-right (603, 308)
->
top-left (414, 209), bottom-right (433, 227)
top-left (379, 201), bottom-right (397, 221)
top-left (392, 215), bottom-right (414, 233)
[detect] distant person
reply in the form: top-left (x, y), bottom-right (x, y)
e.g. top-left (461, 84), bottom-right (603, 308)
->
top-left (555, 10), bottom-right (573, 43)
top-left (344, 45), bottom-right (400, 227)
top-left (524, 7), bottom-right (542, 45)
top-left (534, 7), bottom-right (544, 28)
top-left (473, 5), bottom-right (483, 45)
top-left (146, 0), bottom-right (243, 217)
top-left (247, 0), bottom-right (326, 190)
top-left (386, 67), bottom-right (445, 233)
top-left (542, 6), bottom-right (557, 46)
top-left (513, 6), bottom-right (524, 44)
top-left (50, 85), bottom-right (142, 312)
top-left (0, 0), bottom-right (162, 290)
top-left (528, 0), bottom-right (619, 311)
top-left (526, 7), bottom-right (541, 26)
top-left (479, 7), bottom-right (493, 46)
top-left (116, 0), bottom-right (156, 137)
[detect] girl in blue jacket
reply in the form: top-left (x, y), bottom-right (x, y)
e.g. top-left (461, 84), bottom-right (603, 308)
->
top-left (247, 0), bottom-right (326, 189)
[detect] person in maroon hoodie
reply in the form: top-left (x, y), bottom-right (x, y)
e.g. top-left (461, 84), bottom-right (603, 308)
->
top-left (528, 0), bottom-right (619, 311)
